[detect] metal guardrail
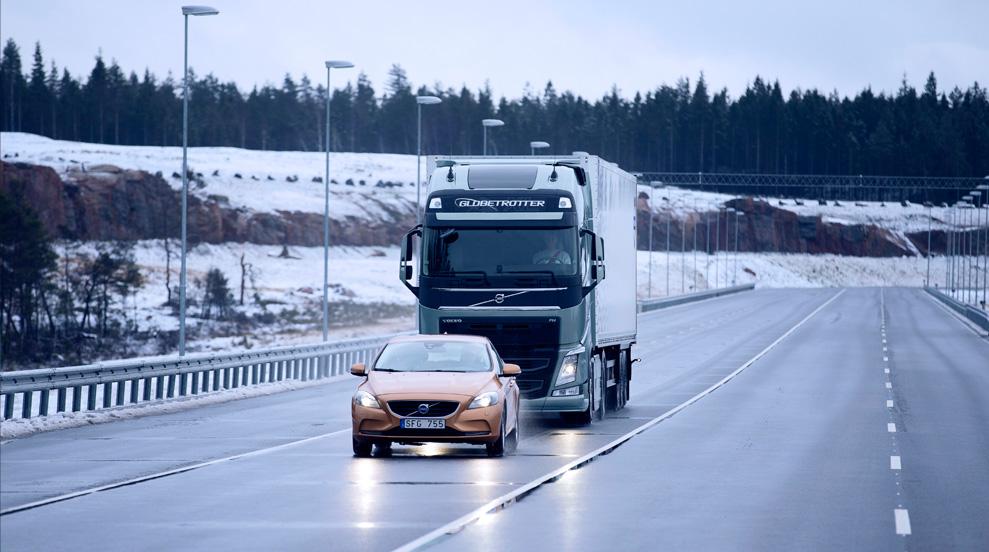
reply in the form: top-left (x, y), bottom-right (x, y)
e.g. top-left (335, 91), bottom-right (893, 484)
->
top-left (924, 287), bottom-right (989, 334)
top-left (1, 286), bottom-right (761, 422)
top-left (638, 284), bottom-right (756, 313)
top-left (0, 333), bottom-right (407, 421)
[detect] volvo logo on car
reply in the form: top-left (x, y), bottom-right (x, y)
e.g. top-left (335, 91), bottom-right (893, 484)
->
top-left (494, 293), bottom-right (505, 304)
top-left (417, 404), bottom-right (430, 415)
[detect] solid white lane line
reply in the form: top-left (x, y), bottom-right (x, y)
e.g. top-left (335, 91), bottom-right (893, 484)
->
top-left (895, 509), bottom-right (912, 535)
top-left (887, 400), bottom-right (894, 408)
top-left (0, 427), bottom-right (351, 516)
top-left (888, 423), bottom-right (897, 433)
top-left (394, 289), bottom-right (848, 552)
top-left (890, 456), bottom-right (901, 470)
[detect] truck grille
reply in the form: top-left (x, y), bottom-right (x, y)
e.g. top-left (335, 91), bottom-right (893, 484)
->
top-left (438, 317), bottom-right (561, 399)
top-left (388, 400), bottom-right (460, 417)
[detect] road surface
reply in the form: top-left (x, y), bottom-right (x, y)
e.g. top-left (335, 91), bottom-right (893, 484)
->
top-left (1, 288), bottom-right (986, 551)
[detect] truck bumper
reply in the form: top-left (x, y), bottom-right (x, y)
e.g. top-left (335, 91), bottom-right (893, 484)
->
top-left (521, 394), bottom-right (588, 413)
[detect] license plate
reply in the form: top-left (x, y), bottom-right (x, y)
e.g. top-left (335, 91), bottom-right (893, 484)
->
top-left (400, 418), bottom-right (446, 429)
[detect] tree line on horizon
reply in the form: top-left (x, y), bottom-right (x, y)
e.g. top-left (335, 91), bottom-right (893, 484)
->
top-left (2, 39), bottom-right (987, 177)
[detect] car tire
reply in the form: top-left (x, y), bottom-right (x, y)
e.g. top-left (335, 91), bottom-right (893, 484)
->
top-left (374, 441), bottom-right (392, 457)
top-left (486, 411), bottom-right (507, 457)
top-left (508, 408), bottom-right (520, 454)
top-left (353, 437), bottom-right (372, 457)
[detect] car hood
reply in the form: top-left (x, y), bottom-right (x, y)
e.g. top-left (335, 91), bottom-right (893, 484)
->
top-left (366, 370), bottom-right (494, 397)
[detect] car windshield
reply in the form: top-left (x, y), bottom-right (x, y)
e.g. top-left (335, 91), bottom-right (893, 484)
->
top-left (423, 227), bottom-right (578, 278)
top-left (374, 341), bottom-right (492, 373)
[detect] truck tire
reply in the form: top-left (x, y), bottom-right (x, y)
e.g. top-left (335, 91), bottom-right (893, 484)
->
top-left (594, 353), bottom-right (606, 421)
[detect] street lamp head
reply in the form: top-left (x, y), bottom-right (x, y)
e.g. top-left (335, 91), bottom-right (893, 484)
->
top-left (182, 5), bottom-right (219, 15)
top-left (977, 184), bottom-right (989, 190)
top-left (482, 119), bottom-right (505, 127)
top-left (417, 95), bottom-right (442, 105)
top-left (530, 141), bottom-right (550, 149)
top-left (325, 60), bottom-right (354, 69)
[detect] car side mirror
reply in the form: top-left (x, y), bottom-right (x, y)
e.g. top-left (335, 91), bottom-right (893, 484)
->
top-left (351, 363), bottom-right (366, 376)
top-left (503, 363), bottom-right (521, 377)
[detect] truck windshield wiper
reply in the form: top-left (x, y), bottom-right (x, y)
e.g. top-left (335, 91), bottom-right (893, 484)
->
top-left (433, 270), bottom-right (490, 284)
top-left (504, 270), bottom-right (558, 284)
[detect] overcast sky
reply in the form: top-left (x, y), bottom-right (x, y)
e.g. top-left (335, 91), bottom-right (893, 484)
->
top-left (2, 0), bottom-right (987, 100)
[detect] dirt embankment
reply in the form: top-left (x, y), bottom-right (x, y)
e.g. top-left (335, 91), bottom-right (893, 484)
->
top-left (0, 161), bottom-right (415, 246)
top-left (636, 196), bottom-right (916, 257)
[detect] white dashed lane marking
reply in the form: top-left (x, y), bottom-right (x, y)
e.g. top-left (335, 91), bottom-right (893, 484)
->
top-left (888, 423), bottom-right (897, 433)
top-left (895, 509), bottom-right (912, 535)
top-left (886, 400), bottom-right (894, 408)
top-left (890, 456), bottom-right (902, 470)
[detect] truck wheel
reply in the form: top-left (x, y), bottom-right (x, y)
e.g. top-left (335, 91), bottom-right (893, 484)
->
top-left (617, 349), bottom-right (629, 409)
top-left (594, 353), bottom-right (606, 421)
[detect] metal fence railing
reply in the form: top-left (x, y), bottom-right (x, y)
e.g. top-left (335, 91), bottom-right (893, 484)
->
top-left (0, 333), bottom-right (406, 421)
top-left (1, 283), bottom-right (764, 422)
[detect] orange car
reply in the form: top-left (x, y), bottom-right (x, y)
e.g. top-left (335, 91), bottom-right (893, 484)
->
top-left (350, 334), bottom-right (521, 457)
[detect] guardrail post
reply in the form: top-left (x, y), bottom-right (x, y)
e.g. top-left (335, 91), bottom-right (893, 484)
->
top-left (179, 373), bottom-right (187, 397)
top-left (143, 377), bottom-right (153, 401)
top-left (21, 391), bottom-right (33, 418)
top-left (3, 394), bottom-right (13, 420)
top-left (102, 382), bottom-right (112, 408)
top-left (57, 388), bottom-right (67, 413)
top-left (87, 384), bottom-right (97, 410)
top-left (166, 374), bottom-right (176, 398)
top-left (72, 386), bottom-right (82, 412)
top-left (39, 389), bottom-right (50, 416)
top-left (130, 379), bottom-right (140, 404)
top-left (115, 380), bottom-right (126, 406)
top-left (190, 371), bottom-right (200, 395)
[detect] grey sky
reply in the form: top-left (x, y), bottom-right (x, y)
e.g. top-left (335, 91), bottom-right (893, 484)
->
top-left (2, 0), bottom-right (987, 99)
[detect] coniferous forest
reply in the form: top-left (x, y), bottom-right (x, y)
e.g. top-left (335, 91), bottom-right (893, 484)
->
top-left (2, 39), bottom-right (988, 177)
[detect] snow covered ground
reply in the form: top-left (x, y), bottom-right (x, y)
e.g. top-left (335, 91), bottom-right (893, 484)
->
top-left (5, 132), bottom-right (976, 237)
top-left (2, 132), bottom-right (419, 221)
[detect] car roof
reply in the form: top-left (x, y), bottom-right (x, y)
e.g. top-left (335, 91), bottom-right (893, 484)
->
top-left (387, 334), bottom-right (491, 345)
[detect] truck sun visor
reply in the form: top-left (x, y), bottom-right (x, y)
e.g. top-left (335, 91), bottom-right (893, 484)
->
top-left (467, 165), bottom-right (538, 189)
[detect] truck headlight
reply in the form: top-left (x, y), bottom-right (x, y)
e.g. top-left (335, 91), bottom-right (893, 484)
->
top-left (353, 390), bottom-right (381, 409)
top-left (556, 354), bottom-right (579, 386)
top-left (468, 391), bottom-right (499, 409)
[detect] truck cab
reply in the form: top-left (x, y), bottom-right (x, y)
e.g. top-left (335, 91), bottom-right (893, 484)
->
top-left (401, 155), bottom-right (636, 423)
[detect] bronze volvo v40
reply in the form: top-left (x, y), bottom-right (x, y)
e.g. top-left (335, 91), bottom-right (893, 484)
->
top-left (350, 334), bottom-right (521, 457)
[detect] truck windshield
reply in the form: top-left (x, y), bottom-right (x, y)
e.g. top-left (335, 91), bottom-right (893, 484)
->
top-left (423, 227), bottom-right (578, 278)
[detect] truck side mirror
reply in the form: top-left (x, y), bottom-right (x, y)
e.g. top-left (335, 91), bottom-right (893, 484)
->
top-left (400, 225), bottom-right (422, 296)
top-left (580, 229), bottom-right (605, 296)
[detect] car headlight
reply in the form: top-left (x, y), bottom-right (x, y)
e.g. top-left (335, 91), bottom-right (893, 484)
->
top-left (353, 390), bottom-right (381, 409)
top-left (468, 391), bottom-right (499, 409)
top-left (556, 354), bottom-right (579, 386)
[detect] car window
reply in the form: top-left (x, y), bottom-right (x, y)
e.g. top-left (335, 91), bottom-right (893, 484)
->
top-left (374, 341), bottom-right (492, 373)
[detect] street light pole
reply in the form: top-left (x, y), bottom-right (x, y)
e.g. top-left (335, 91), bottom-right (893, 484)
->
top-left (665, 198), bottom-right (671, 297)
top-left (925, 201), bottom-right (933, 286)
top-left (731, 211), bottom-right (745, 286)
top-left (482, 119), bottom-right (504, 155)
top-left (530, 141), bottom-right (550, 156)
top-left (971, 191), bottom-right (982, 304)
top-left (416, 96), bottom-right (442, 223)
top-left (725, 208), bottom-right (735, 287)
top-left (979, 181), bottom-right (989, 308)
top-left (178, 5), bottom-right (218, 357)
top-left (681, 213), bottom-right (686, 294)
top-left (647, 196), bottom-right (654, 298)
top-left (322, 60), bottom-right (354, 343)
top-left (705, 208), bottom-right (711, 289)
top-left (692, 202), bottom-right (697, 292)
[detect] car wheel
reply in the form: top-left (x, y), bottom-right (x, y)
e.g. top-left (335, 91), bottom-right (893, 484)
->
top-left (508, 409), bottom-right (520, 453)
top-left (486, 411), bottom-right (507, 457)
top-left (374, 441), bottom-right (392, 457)
top-left (353, 437), bottom-right (372, 458)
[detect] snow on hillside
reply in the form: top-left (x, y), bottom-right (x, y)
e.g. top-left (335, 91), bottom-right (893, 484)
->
top-left (636, 184), bottom-right (958, 235)
top-left (4, 133), bottom-right (968, 237)
top-left (2, 132), bottom-right (419, 220)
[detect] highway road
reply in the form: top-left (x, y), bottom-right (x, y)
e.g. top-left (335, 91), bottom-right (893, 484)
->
top-left (2, 288), bottom-right (987, 551)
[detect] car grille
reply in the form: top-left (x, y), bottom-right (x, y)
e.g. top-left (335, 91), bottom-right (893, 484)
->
top-left (388, 400), bottom-right (460, 417)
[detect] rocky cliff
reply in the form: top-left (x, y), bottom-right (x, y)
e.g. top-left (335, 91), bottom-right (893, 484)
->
top-left (0, 161), bottom-right (415, 246)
